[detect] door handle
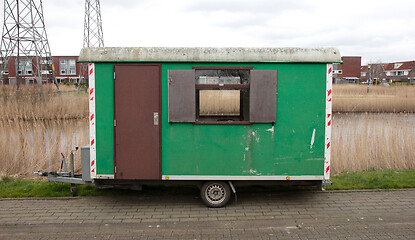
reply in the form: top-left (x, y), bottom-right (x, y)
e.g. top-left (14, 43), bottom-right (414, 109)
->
top-left (154, 112), bottom-right (159, 125)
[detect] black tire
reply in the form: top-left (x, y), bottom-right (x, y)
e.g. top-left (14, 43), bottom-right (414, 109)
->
top-left (70, 184), bottom-right (77, 197)
top-left (200, 181), bottom-right (231, 208)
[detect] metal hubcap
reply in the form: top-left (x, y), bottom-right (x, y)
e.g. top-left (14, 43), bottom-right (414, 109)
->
top-left (206, 184), bottom-right (226, 203)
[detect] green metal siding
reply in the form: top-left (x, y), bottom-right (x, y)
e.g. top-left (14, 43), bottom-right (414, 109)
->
top-left (94, 62), bottom-right (326, 177)
top-left (161, 63), bottom-right (325, 176)
top-left (95, 63), bottom-right (114, 175)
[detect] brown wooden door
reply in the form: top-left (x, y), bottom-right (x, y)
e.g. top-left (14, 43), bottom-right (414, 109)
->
top-left (114, 65), bottom-right (161, 180)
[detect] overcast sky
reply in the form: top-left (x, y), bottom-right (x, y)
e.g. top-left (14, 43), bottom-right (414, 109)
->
top-left (33, 0), bottom-right (415, 64)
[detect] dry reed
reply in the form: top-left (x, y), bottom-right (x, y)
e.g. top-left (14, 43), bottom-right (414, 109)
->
top-left (333, 85), bottom-right (415, 113)
top-left (0, 84), bottom-right (88, 177)
top-left (1, 84), bottom-right (414, 177)
top-left (0, 119), bottom-right (88, 177)
top-left (331, 113), bottom-right (415, 174)
top-left (1, 84), bottom-right (88, 121)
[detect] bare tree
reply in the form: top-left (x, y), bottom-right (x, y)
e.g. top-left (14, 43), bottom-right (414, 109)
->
top-left (367, 61), bottom-right (386, 84)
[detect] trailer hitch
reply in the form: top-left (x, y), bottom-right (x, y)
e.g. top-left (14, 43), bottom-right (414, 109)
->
top-left (34, 147), bottom-right (86, 191)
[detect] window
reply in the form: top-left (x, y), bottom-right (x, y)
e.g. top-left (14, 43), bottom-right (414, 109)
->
top-left (59, 58), bottom-right (77, 75)
top-left (41, 59), bottom-right (52, 64)
top-left (168, 68), bottom-right (277, 124)
top-left (15, 58), bottom-right (33, 75)
top-left (195, 68), bottom-right (250, 123)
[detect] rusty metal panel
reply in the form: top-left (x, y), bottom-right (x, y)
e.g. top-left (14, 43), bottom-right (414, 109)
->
top-left (250, 70), bottom-right (277, 123)
top-left (168, 70), bottom-right (195, 122)
top-left (114, 65), bottom-right (161, 180)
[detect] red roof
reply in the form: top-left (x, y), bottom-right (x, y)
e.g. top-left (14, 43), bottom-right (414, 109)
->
top-left (383, 61), bottom-right (415, 71)
top-left (361, 61), bottom-right (415, 72)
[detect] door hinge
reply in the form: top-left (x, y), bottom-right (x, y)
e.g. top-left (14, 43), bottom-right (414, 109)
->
top-left (114, 166), bottom-right (117, 173)
top-left (114, 120), bottom-right (116, 127)
top-left (113, 72), bottom-right (116, 80)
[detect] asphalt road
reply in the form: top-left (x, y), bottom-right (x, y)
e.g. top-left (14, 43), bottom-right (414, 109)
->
top-left (0, 189), bottom-right (414, 239)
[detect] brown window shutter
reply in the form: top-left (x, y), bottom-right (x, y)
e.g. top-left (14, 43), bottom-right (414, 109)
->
top-left (250, 70), bottom-right (277, 123)
top-left (168, 70), bottom-right (196, 122)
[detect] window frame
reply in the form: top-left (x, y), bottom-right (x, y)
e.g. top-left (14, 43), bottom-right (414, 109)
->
top-left (59, 58), bottom-right (77, 76)
top-left (167, 68), bottom-right (277, 124)
top-left (193, 67), bottom-right (253, 125)
top-left (15, 58), bottom-right (33, 76)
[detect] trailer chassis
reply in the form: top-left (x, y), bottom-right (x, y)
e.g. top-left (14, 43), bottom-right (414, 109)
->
top-left (35, 146), bottom-right (330, 206)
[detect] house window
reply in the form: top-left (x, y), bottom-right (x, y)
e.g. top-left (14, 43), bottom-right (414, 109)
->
top-left (195, 69), bottom-right (250, 122)
top-left (16, 58), bottom-right (33, 76)
top-left (59, 58), bottom-right (77, 75)
top-left (168, 68), bottom-right (277, 124)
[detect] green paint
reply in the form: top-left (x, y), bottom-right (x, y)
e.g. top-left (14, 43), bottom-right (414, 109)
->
top-left (93, 62), bottom-right (326, 177)
top-left (161, 63), bottom-right (325, 176)
top-left (95, 63), bottom-right (114, 175)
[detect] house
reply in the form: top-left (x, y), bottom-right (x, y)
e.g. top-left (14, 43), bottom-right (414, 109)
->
top-left (333, 56), bottom-right (361, 84)
top-left (383, 61), bottom-right (415, 83)
top-left (0, 56), bottom-right (87, 85)
top-left (361, 60), bottom-right (415, 83)
top-left (52, 56), bottom-right (87, 84)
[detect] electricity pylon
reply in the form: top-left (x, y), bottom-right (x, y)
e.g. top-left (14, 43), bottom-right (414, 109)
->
top-left (0, 0), bottom-right (56, 91)
top-left (84, 0), bottom-right (104, 48)
top-left (80, 0), bottom-right (104, 91)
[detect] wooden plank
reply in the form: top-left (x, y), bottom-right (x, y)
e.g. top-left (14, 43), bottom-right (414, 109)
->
top-left (250, 70), bottom-right (277, 123)
top-left (168, 70), bottom-right (195, 122)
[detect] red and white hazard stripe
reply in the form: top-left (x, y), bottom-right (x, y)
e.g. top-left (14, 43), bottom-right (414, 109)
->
top-left (324, 64), bottom-right (333, 180)
top-left (89, 63), bottom-right (97, 179)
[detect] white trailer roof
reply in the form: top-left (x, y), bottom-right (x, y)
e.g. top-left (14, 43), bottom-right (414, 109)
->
top-left (79, 47), bottom-right (341, 63)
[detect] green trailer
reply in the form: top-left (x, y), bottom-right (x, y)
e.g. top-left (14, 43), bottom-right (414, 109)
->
top-left (54, 47), bottom-right (340, 207)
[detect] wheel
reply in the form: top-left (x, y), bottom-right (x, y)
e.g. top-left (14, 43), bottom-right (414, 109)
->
top-left (200, 181), bottom-right (231, 208)
top-left (70, 184), bottom-right (77, 197)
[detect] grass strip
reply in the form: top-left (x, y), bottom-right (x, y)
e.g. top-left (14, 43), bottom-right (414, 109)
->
top-left (0, 169), bottom-right (414, 198)
top-left (325, 169), bottom-right (415, 190)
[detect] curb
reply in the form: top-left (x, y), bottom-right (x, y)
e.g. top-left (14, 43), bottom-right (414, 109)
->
top-left (0, 188), bottom-right (414, 201)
